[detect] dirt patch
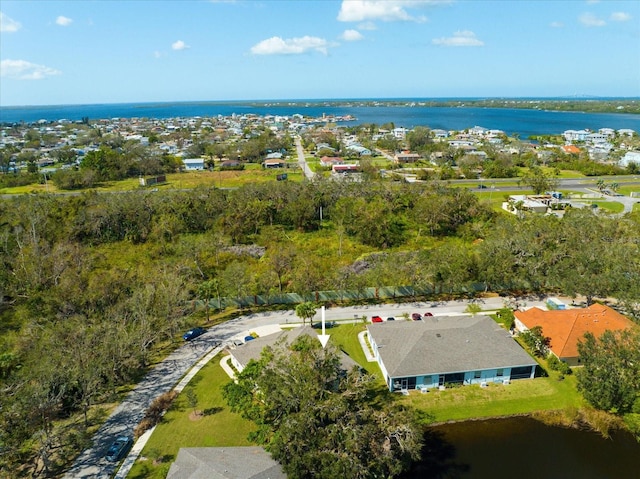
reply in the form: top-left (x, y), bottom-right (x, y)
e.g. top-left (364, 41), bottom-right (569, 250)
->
top-left (189, 410), bottom-right (204, 421)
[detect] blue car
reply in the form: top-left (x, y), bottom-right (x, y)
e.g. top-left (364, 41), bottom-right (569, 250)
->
top-left (105, 436), bottom-right (133, 462)
top-left (183, 327), bottom-right (206, 341)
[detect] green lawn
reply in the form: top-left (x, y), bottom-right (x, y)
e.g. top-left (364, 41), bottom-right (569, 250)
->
top-left (401, 372), bottom-right (583, 422)
top-left (128, 356), bottom-right (256, 479)
top-left (579, 200), bottom-right (625, 214)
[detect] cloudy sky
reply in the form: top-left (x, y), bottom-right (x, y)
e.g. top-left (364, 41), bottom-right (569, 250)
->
top-left (1, 0), bottom-right (638, 106)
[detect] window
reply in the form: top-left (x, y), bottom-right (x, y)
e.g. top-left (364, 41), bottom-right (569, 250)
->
top-left (497, 369), bottom-right (504, 377)
top-left (474, 371), bottom-right (481, 379)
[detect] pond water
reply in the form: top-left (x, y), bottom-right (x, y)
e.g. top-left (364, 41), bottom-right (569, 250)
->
top-left (404, 416), bottom-right (640, 479)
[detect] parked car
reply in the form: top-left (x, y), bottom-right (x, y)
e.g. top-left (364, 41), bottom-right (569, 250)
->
top-left (105, 436), bottom-right (133, 462)
top-left (371, 315), bottom-right (383, 323)
top-left (424, 312), bottom-right (434, 317)
top-left (386, 317), bottom-right (395, 321)
top-left (411, 313), bottom-right (422, 321)
top-left (244, 335), bottom-right (255, 342)
top-left (182, 327), bottom-right (206, 341)
top-left (312, 320), bottom-right (336, 329)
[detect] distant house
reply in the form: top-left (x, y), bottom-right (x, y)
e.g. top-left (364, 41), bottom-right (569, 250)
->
top-left (367, 316), bottom-right (536, 392)
top-left (320, 156), bottom-right (343, 167)
top-left (167, 447), bottom-right (286, 479)
top-left (432, 129), bottom-right (449, 139)
top-left (563, 130), bottom-right (589, 142)
top-left (346, 144), bottom-right (371, 156)
top-left (332, 163), bottom-right (360, 174)
top-left (392, 127), bottom-right (409, 139)
top-left (182, 158), bottom-right (205, 171)
top-left (468, 126), bottom-right (488, 136)
top-left (395, 152), bottom-right (421, 163)
top-left (263, 158), bottom-right (285, 168)
top-left (561, 145), bottom-right (581, 155)
top-left (617, 129), bottom-right (635, 137)
top-left (619, 151), bottom-right (640, 168)
top-left (514, 304), bottom-right (636, 366)
top-left (502, 194), bottom-right (552, 215)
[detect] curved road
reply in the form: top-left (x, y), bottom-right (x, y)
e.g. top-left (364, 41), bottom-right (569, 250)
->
top-left (64, 296), bottom-right (555, 478)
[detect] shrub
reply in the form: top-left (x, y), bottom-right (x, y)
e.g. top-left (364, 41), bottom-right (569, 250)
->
top-left (547, 354), bottom-right (572, 375)
top-left (135, 390), bottom-right (179, 438)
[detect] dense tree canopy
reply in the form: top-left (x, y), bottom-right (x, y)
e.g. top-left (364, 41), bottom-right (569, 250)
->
top-left (577, 329), bottom-right (640, 414)
top-left (223, 335), bottom-right (423, 479)
top-left (0, 178), bottom-right (639, 476)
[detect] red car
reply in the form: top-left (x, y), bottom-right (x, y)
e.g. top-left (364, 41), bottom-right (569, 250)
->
top-left (371, 315), bottom-right (383, 323)
top-left (411, 313), bottom-right (422, 321)
top-left (424, 312), bottom-right (434, 317)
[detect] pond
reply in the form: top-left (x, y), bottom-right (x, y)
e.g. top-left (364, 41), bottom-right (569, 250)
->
top-left (404, 416), bottom-right (640, 478)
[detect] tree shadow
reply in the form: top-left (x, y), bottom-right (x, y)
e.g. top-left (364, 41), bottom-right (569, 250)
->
top-left (203, 406), bottom-right (223, 416)
top-left (401, 429), bottom-right (470, 479)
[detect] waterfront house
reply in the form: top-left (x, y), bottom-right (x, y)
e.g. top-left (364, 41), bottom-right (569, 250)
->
top-left (514, 304), bottom-right (636, 366)
top-left (367, 316), bottom-right (536, 392)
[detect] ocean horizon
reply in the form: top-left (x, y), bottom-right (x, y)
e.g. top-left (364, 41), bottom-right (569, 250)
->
top-left (2, 97), bottom-right (639, 139)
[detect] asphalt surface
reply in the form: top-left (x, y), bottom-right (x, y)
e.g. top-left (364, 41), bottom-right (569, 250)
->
top-left (64, 296), bottom-right (553, 478)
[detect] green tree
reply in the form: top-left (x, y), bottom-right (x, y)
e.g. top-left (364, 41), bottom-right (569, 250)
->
top-left (295, 302), bottom-right (316, 326)
top-left (577, 329), bottom-right (640, 413)
top-left (520, 326), bottom-right (550, 357)
top-left (521, 166), bottom-right (558, 194)
top-left (223, 335), bottom-right (423, 479)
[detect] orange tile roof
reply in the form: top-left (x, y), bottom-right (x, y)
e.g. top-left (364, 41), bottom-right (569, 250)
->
top-left (514, 304), bottom-right (635, 359)
top-left (562, 145), bottom-right (581, 154)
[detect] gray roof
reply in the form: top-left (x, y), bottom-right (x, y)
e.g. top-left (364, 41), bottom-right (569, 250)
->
top-left (167, 447), bottom-right (286, 479)
top-left (230, 326), bottom-right (358, 372)
top-left (367, 315), bottom-right (536, 378)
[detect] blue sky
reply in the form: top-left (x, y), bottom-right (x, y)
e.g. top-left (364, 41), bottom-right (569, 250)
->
top-left (1, 0), bottom-right (639, 106)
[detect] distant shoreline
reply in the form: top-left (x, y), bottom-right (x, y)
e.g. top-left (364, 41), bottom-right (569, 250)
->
top-left (1, 97), bottom-right (639, 114)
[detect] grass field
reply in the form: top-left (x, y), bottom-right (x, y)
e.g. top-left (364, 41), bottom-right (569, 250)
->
top-left (400, 372), bottom-right (583, 422)
top-left (128, 357), bottom-right (256, 479)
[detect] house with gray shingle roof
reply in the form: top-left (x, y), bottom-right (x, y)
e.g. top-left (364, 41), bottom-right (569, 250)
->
top-left (229, 326), bottom-right (358, 374)
top-left (167, 446), bottom-right (286, 479)
top-left (367, 315), bottom-right (536, 392)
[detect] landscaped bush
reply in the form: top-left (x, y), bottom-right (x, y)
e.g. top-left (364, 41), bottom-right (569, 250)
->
top-left (547, 354), bottom-right (572, 375)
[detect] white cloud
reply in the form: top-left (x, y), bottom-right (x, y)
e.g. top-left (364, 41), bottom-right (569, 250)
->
top-left (337, 0), bottom-right (447, 23)
top-left (579, 12), bottom-right (606, 27)
top-left (341, 29), bottom-right (364, 41)
top-left (1, 59), bottom-right (61, 80)
top-left (550, 21), bottom-right (564, 28)
top-left (251, 36), bottom-right (330, 55)
top-left (0, 12), bottom-right (21, 32)
top-left (172, 40), bottom-right (190, 51)
top-left (358, 21), bottom-right (377, 31)
top-left (610, 12), bottom-right (631, 22)
top-left (153, 51), bottom-right (162, 59)
top-left (56, 15), bottom-right (73, 27)
top-left (432, 30), bottom-right (484, 47)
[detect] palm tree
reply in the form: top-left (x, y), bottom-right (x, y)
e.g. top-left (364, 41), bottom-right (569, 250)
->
top-left (295, 302), bottom-right (316, 326)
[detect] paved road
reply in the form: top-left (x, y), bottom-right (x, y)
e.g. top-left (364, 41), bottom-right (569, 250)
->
top-left (295, 136), bottom-right (315, 180)
top-left (63, 296), bottom-right (553, 478)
